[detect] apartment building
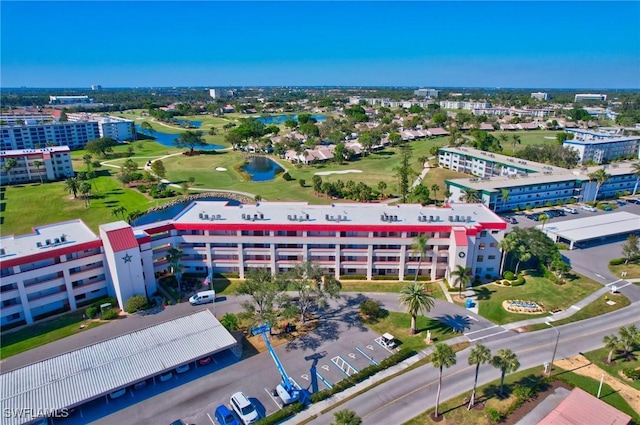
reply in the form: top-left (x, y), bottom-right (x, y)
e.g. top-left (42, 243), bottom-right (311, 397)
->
top-left (0, 146), bottom-right (74, 184)
top-left (67, 113), bottom-right (135, 141)
top-left (440, 100), bottom-right (492, 110)
top-left (531, 92), bottom-right (549, 101)
top-left (439, 146), bottom-right (640, 211)
top-left (414, 88), bottom-right (440, 98)
top-left (0, 112), bottom-right (56, 125)
top-left (0, 220), bottom-right (156, 328)
top-left (49, 95), bottom-right (93, 105)
top-left (0, 202), bottom-right (505, 328)
top-left (574, 93), bottom-right (607, 102)
top-left (563, 129), bottom-right (640, 164)
top-left (0, 121), bottom-right (101, 150)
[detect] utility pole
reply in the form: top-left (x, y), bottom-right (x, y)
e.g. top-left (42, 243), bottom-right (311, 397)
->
top-left (545, 321), bottom-right (560, 376)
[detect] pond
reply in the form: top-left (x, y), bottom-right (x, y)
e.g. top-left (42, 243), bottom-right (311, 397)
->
top-left (132, 197), bottom-right (240, 226)
top-left (135, 125), bottom-right (224, 150)
top-left (241, 156), bottom-right (283, 182)
top-left (174, 119), bottom-right (202, 128)
top-left (255, 114), bottom-right (327, 125)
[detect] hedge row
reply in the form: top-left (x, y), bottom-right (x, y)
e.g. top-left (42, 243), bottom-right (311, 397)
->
top-left (255, 402), bottom-right (304, 425)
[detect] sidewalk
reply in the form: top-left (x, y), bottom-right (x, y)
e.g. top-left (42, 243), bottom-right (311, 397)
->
top-left (280, 335), bottom-right (469, 425)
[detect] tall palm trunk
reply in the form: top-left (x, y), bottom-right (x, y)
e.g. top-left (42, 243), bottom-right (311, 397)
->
top-left (410, 314), bottom-right (416, 335)
top-left (468, 363), bottom-right (480, 409)
top-left (435, 366), bottom-right (443, 417)
top-left (499, 371), bottom-right (506, 395)
top-left (414, 257), bottom-right (422, 283)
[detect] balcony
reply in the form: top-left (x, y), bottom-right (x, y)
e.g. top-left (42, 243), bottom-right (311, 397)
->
top-left (69, 266), bottom-right (105, 282)
top-left (72, 279), bottom-right (107, 296)
top-left (243, 247), bottom-right (271, 255)
top-left (210, 247), bottom-right (238, 254)
top-left (0, 303), bottom-right (24, 317)
top-left (28, 290), bottom-right (69, 309)
top-left (24, 277), bottom-right (65, 294)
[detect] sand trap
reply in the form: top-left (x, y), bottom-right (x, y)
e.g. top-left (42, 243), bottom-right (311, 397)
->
top-left (544, 136), bottom-right (556, 139)
top-left (215, 167), bottom-right (227, 171)
top-left (314, 170), bottom-right (363, 176)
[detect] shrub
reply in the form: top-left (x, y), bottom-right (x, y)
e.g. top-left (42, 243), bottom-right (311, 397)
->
top-left (220, 313), bottom-right (239, 332)
top-left (101, 309), bottom-right (118, 320)
top-left (282, 172), bottom-right (293, 181)
top-left (360, 299), bottom-right (383, 319)
top-left (513, 384), bottom-right (535, 402)
top-left (255, 402), bottom-right (303, 425)
top-left (609, 258), bottom-right (626, 266)
top-left (485, 407), bottom-right (503, 423)
top-left (298, 179), bottom-right (306, 187)
top-left (310, 390), bottom-right (331, 403)
top-left (623, 367), bottom-right (640, 381)
top-left (125, 295), bottom-right (148, 313)
top-left (511, 275), bottom-right (525, 286)
top-left (503, 271), bottom-right (515, 280)
top-left (137, 184), bottom-right (148, 193)
top-left (503, 280), bottom-right (511, 286)
top-left (85, 306), bottom-right (98, 319)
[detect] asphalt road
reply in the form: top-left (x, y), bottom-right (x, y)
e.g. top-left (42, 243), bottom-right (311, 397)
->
top-left (303, 302), bottom-right (640, 425)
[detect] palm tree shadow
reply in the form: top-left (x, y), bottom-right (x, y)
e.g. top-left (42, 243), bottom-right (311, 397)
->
top-left (474, 287), bottom-right (494, 301)
top-left (433, 315), bottom-right (472, 333)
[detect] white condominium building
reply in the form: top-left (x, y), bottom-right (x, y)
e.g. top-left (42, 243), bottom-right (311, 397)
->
top-left (563, 129), bottom-right (640, 164)
top-left (67, 113), bottom-right (135, 141)
top-left (0, 146), bottom-right (74, 185)
top-left (0, 202), bottom-right (506, 328)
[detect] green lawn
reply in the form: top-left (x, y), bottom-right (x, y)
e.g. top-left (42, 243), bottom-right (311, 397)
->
top-left (582, 346), bottom-right (640, 391)
top-left (341, 279), bottom-right (445, 300)
top-left (524, 293), bottom-right (631, 332)
top-left (503, 130), bottom-right (562, 153)
top-left (0, 310), bottom-right (105, 359)
top-left (1, 171), bottom-right (173, 235)
top-left (609, 261), bottom-right (640, 279)
top-left (473, 272), bottom-right (602, 325)
top-left (365, 312), bottom-right (459, 353)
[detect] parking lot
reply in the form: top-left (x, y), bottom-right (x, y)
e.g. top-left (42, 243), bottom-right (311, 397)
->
top-left (56, 294), bottom-right (393, 425)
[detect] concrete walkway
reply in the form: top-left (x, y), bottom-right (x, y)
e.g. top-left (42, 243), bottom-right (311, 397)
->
top-left (411, 165), bottom-right (431, 189)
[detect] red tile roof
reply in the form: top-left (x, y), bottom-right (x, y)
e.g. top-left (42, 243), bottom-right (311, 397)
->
top-left (453, 229), bottom-right (468, 246)
top-left (538, 388), bottom-right (631, 425)
top-left (106, 227), bottom-right (138, 252)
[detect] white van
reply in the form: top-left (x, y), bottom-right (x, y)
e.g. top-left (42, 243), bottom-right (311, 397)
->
top-left (189, 290), bottom-right (216, 305)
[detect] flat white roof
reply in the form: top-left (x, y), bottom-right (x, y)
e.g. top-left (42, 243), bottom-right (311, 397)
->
top-left (0, 220), bottom-right (100, 262)
top-left (0, 146), bottom-right (70, 157)
top-left (439, 146), bottom-right (567, 174)
top-left (539, 211), bottom-right (640, 243)
top-left (0, 310), bottom-right (237, 425)
top-left (170, 201), bottom-right (506, 228)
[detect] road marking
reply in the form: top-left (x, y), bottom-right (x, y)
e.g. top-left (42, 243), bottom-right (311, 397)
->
top-left (367, 345), bottom-right (374, 350)
top-left (595, 273), bottom-right (605, 279)
top-left (301, 374), bottom-right (309, 381)
top-left (206, 413), bottom-right (216, 425)
top-left (322, 365), bottom-right (330, 371)
top-left (265, 387), bottom-right (282, 409)
top-left (464, 325), bottom-right (498, 336)
top-left (467, 329), bottom-right (510, 342)
top-left (466, 315), bottom-right (479, 322)
top-left (606, 279), bottom-right (623, 286)
top-left (360, 316), bottom-right (640, 420)
top-left (348, 353), bottom-right (356, 359)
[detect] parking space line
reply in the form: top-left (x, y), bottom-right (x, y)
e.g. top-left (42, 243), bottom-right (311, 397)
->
top-left (265, 387), bottom-right (283, 409)
top-left (206, 412), bottom-right (216, 425)
top-left (356, 347), bottom-right (379, 366)
top-left (316, 371), bottom-right (333, 390)
top-left (606, 279), bottom-right (623, 286)
top-left (331, 355), bottom-right (359, 377)
top-left (464, 325), bottom-right (498, 336)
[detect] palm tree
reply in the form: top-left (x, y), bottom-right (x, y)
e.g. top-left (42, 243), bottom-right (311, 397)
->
top-left (491, 348), bottom-right (520, 396)
top-left (111, 206), bottom-right (128, 221)
top-left (618, 325), bottom-right (639, 358)
top-left (166, 247), bottom-right (184, 299)
top-left (461, 188), bottom-right (480, 203)
top-left (468, 343), bottom-right (492, 409)
top-left (411, 234), bottom-right (429, 283)
top-left (377, 181), bottom-right (387, 199)
top-left (432, 342), bottom-right (457, 418)
top-left (398, 282), bottom-right (435, 334)
top-left (451, 265), bottom-right (472, 299)
top-left (431, 184), bottom-right (440, 200)
top-left (33, 160), bottom-right (44, 183)
top-left (79, 182), bottom-right (92, 208)
top-left (511, 134), bottom-right (521, 153)
top-left (500, 189), bottom-right (510, 211)
top-left (588, 168), bottom-right (610, 203)
top-left (631, 162), bottom-right (640, 195)
top-left (64, 176), bottom-right (80, 198)
top-left (2, 158), bottom-right (18, 184)
top-left (126, 209), bottom-right (143, 225)
top-left (498, 133), bottom-right (509, 149)
top-left (331, 409), bottom-right (362, 425)
top-left (83, 154), bottom-right (93, 172)
top-left (603, 334), bottom-right (619, 363)
top-left (539, 213), bottom-right (549, 231)
top-left (443, 189), bottom-right (452, 202)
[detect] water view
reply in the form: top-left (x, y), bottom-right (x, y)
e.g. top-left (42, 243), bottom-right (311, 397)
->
top-left (241, 156), bottom-right (283, 181)
top-left (135, 125), bottom-right (224, 150)
top-left (255, 114), bottom-right (327, 125)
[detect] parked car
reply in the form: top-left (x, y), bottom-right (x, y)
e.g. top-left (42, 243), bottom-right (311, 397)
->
top-left (215, 404), bottom-right (240, 425)
top-left (508, 216), bottom-right (518, 224)
top-left (562, 206), bottom-right (578, 214)
top-left (170, 421), bottom-right (186, 425)
top-left (230, 392), bottom-right (259, 425)
top-left (109, 388), bottom-right (127, 399)
top-left (628, 198), bottom-right (640, 205)
top-left (603, 205), bottom-right (614, 211)
top-left (198, 356), bottom-right (213, 366)
top-left (581, 205), bottom-right (597, 212)
top-left (133, 380), bottom-right (148, 390)
top-left (159, 372), bottom-right (173, 382)
top-left (176, 364), bottom-right (190, 374)
top-left (616, 200), bottom-right (627, 206)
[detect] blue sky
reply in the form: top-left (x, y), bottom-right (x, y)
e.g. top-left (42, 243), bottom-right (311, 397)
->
top-left (2, 1), bottom-right (639, 88)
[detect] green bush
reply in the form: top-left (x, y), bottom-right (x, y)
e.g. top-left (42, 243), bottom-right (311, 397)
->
top-left (220, 313), bottom-right (239, 332)
top-left (282, 172), bottom-right (293, 181)
top-left (85, 306), bottom-right (98, 319)
top-left (124, 295), bottom-right (148, 313)
top-left (503, 271), bottom-right (515, 280)
top-left (310, 390), bottom-right (331, 403)
top-left (360, 299), bottom-right (383, 319)
top-left (502, 280), bottom-right (511, 286)
top-left (101, 309), bottom-right (118, 320)
top-left (255, 402), bottom-right (303, 425)
top-left (485, 407), bottom-right (503, 423)
top-left (511, 275), bottom-right (525, 286)
top-left (609, 258), bottom-right (626, 266)
top-left (623, 367), bottom-right (640, 381)
top-left (137, 184), bottom-right (148, 193)
top-left (340, 275), bottom-right (367, 280)
top-left (513, 384), bottom-right (535, 402)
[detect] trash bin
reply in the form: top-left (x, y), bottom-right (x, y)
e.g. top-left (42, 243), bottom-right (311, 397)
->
top-left (466, 298), bottom-right (473, 308)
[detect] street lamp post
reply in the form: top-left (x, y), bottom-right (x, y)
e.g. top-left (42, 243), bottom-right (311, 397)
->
top-left (545, 321), bottom-right (560, 375)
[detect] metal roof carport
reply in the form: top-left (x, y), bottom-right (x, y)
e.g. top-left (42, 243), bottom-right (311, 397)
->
top-left (537, 212), bottom-right (640, 249)
top-left (0, 310), bottom-right (237, 425)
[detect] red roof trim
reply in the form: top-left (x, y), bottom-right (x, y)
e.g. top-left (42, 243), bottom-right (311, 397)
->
top-left (0, 240), bottom-right (102, 269)
top-left (454, 229), bottom-right (468, 246)
top-left (174, 223), bottom-right (463, 233)
top-left (106, 228), bottom-right (138, 252)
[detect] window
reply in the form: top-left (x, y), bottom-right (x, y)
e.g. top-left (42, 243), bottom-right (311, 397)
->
top-left (478, 243), bottom-right (486, 250)
top-left (488, 255), bottom-right (496, 260)
top-left (487, 267), bottom-right (495, 272)
top-left (480, 231), bottom-right (487, 237)
top-left (491, 230), bottom-right (499, 234)
top-left (490, 242), bottom-right (497, 247)
top-left (477, 255), bottom-right (484, 262)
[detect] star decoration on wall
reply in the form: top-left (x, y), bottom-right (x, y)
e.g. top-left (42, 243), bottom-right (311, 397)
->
top-left (122, 253), bottom-right (132, 263)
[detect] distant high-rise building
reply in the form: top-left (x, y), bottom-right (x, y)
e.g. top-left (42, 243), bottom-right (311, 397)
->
top-left (531, 92), bottom-right (549, 101)
top-left (414, 88), bottom-right (439, 98)
top-left (91, 85), bottom-right (102, 91)
top-left (209, 88), bottom-right (234, 99)
top-left (574, 93), bottom-right (607, 102)
top-left (49, 95), bottom-right (92, 105)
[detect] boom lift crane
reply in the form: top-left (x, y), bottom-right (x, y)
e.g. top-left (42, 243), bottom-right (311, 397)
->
top-left (252, 324), bottom-right (310, 405)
